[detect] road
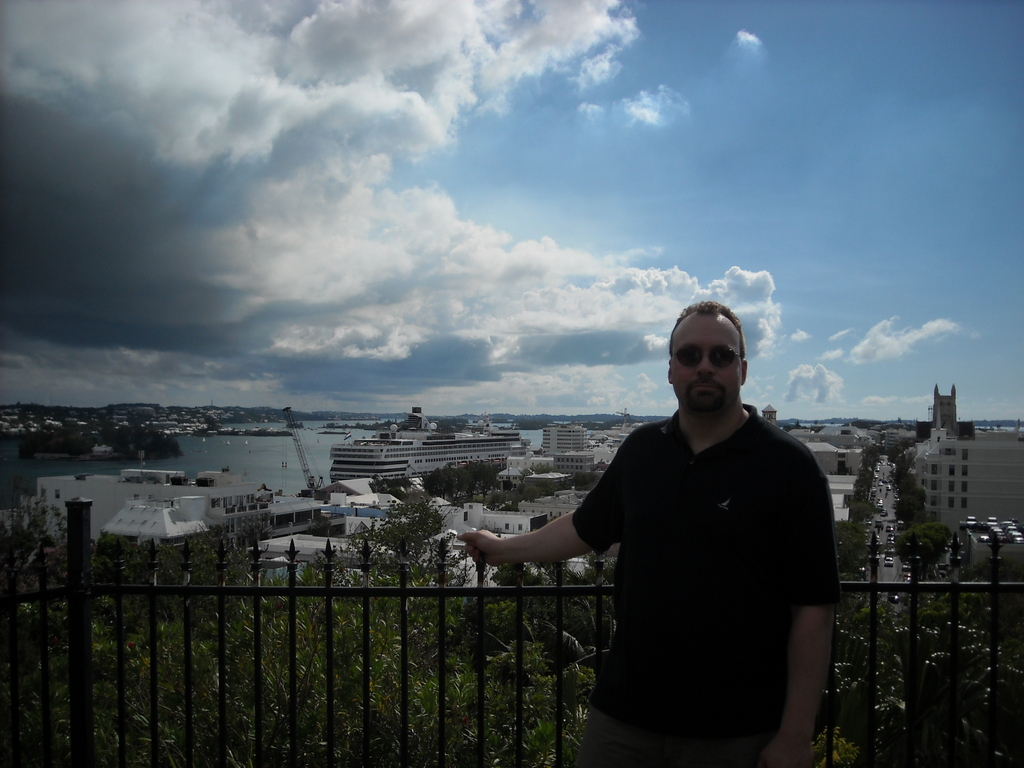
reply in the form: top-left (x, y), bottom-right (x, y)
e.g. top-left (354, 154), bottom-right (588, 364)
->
top-left (868, 456), bottom-right (907, 592)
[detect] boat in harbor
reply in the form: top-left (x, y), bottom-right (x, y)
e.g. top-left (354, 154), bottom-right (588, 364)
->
top-left (328, 407), bottom-right (527, 480)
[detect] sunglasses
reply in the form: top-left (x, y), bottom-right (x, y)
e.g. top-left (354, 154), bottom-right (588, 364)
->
top-left (672, 345), bottom-right (740, 368)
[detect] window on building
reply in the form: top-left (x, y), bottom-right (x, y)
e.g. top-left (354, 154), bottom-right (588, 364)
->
top-left (931, 464), bottom-right (937, 475)
top-left (962, 465), bottom-right (968, 476)
top-left (961, 482), bottom-right (968, 493)
top-left (961, 498), bottom-right (968, 508)
top-left (55, 488), bottom-right (60, 499)
top-left (931, 480), bottom-right (937, 491)
top-left (930, 497), bottom-right (937, 507)
top-left (949, 465), bottom-right (955, 476)
top-left (948, 481), bottom-right (955, 493)
top-left (962, 449), bottom-right (969, 461)
top-left (948, 497), bottom-right (955, 508)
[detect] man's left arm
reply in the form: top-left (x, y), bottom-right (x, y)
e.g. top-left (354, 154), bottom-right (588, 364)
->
top-left (757, 603), bottom-right (835, 768)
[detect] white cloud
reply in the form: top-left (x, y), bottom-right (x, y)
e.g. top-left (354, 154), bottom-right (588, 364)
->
top-left (790, 329), bottom-right (811, 342)
top-left (727, 28), bottom-right (766, 72)
top-left (0, 2), bottom-right (793, 413)
top-left (861, 395), bottom-right (899, 407)
top-left (696, 266), bottom-right (781, 357)
top-left (575, 46), bottom-right (622, 89)
top-left (829, 328), bottom-right (853, 341)
top-left (420, 363), bottom-right (664, 415)
top-left (735, 30), bottom-right (763, 51)
top-left (621, 85), bottom-right (689, 126)
top-left (848, 317), bottom-right (961, 364)
top-left (472, 0), bottom-right (639, 104)
top-left (578, 102), bottom-right (604, 119)
top-left (4, 0), bottom-right (638, 165)
top-left (819, 349), bottom-right (844, 360)
top-left (785, 364), bottom-right (845, 404)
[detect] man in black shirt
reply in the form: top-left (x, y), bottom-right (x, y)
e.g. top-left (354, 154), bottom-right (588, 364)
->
top-left (459, 301), bottom-right (840, 768)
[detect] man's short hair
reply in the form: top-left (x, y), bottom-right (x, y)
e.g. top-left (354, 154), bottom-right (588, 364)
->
top-left (670, 301), bottom-right (747, 359)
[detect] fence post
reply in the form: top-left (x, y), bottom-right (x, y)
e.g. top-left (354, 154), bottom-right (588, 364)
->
top-left (66, 498), bottom-right (95, 768)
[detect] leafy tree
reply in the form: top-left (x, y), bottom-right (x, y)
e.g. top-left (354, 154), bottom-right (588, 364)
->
top-left (18, 428), bottom-right (95, 458)
top-left (361, 499), bottom-right (450, 568)
top-left (0, 489), bottom-right (66, 574)
top-left (895, 480), bottom-right (926, 526)
top-left (889, 441), bottom-right (915, 490)
top-left (853, 445), bottom-right (881, 502)
top-left (813, 728), bottom-right (859, 768)
top-left (422, 466), bottom-right (472, 503)
top-left (895, 522), bottom-right (952, 570)
top-left (836, 520), bottom-right (869, 579)
top-left (98, 423), bottom-right (182, 458)
top-left (466, 461), bottom-right (500, 499)
top-left (847, 500), bottom-right (875, 525)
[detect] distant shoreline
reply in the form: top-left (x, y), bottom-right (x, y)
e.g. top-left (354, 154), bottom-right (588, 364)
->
top-left (28, 452), bottom-right (181, 462)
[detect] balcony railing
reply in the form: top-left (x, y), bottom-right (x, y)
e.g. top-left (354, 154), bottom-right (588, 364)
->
top-left (3, 498), bottom-right (1023, 768)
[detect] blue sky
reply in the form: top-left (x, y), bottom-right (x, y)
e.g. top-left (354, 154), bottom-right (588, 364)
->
top-left (1, 1), bottom-right (1021, 421)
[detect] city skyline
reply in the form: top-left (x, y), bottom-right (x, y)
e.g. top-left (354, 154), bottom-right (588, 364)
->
top-left (1, 1), bottom-right (1022, 421)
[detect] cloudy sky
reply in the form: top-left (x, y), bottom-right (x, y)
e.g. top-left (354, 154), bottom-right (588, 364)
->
top-left (1, 1), bottom-right (1021, 421)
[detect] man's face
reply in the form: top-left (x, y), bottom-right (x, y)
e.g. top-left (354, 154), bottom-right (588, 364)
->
top-left (668, 313), bottom-right (747, 415)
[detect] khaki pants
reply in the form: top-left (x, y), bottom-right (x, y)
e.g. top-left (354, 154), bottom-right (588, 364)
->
top-left (576, 706), bottom-right (775, 768)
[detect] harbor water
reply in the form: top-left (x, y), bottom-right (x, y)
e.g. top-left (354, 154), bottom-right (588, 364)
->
top-left (1, 423), bottom-right (543, 502)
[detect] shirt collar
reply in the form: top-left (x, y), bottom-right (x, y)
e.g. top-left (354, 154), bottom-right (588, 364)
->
top-left (662, 404), bottom-right (763, 456)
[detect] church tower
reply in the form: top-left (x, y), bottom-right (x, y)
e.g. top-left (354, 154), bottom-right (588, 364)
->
top-left (933, 384), bottom-right (957, 432)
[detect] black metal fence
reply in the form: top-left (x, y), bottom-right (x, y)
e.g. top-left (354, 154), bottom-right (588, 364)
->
top-left (3, 498), bottom-right (1023, 768)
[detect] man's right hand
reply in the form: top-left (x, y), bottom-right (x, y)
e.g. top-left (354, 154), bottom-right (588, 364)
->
top-left (458, 529), bottom-right (507, 565)
top-left (457, 514), bottom-right (593, 567)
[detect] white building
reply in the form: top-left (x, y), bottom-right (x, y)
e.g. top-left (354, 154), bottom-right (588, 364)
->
top-left (520, 490), bottom-right (588, 521)
top-left (102, 496), bottom-right (210, 545)
top-left (552, 452), bottom-right (596, 473)
top-left (790, 425), bottom-right (875, 451)
top-left (912, 385), bottom-right (1024, 530)
top-left (100, 491), bottom-right (323, 543)
top-left (797, 442), bottom-right (863, 476)
top-left (37, 467), bottom-right (312, 541)
top-left (459, 501), bottom-right (548, 536)
top-left (541, 424), bottom-right (587, 453)
top-left (827, 476), bottom-right (856, 522)
top-left (915, 428), bottom-right (1024, 530)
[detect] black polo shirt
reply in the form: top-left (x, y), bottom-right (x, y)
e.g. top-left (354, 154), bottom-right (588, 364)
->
top-left (572, 406), bottom-right (840, 737)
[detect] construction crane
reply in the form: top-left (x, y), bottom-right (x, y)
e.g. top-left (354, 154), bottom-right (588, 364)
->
top-left (283, 407), bottom-right (323, 494)
top-left (616, 409), bottom-right (631, 431)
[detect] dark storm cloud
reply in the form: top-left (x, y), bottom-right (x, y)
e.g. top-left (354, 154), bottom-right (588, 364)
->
top-left (258, 330), bottom-right (666, 404)
top-left (507, 331), bottom-right (662, 367)
top-left (0, 96), bottom-right (248, 355)
top-left (265, 336), bottom-right (499, 397)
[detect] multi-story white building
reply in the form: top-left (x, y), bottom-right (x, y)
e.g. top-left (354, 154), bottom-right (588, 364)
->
top-left (37, 467), bottom-right (305, 541)
top-left (799, 442), bottom-right (863, 476)
top-left (541, 424), bottom-right (587, 453)
top-left (913, 385), bottom-right (1024, 530)
top-left (916, 428), bottom-right (1024, 529)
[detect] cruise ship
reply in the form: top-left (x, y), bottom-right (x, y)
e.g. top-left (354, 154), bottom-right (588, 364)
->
top-left (328, 407), bottom-right (528, 481)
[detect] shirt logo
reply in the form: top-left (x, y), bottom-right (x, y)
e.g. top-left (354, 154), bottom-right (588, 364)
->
top-left (717, 498), bottom-right (731, 511)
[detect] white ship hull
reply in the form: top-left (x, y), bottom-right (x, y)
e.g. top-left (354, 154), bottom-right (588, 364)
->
top-left (329, 408), bottom-right (526, 481)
